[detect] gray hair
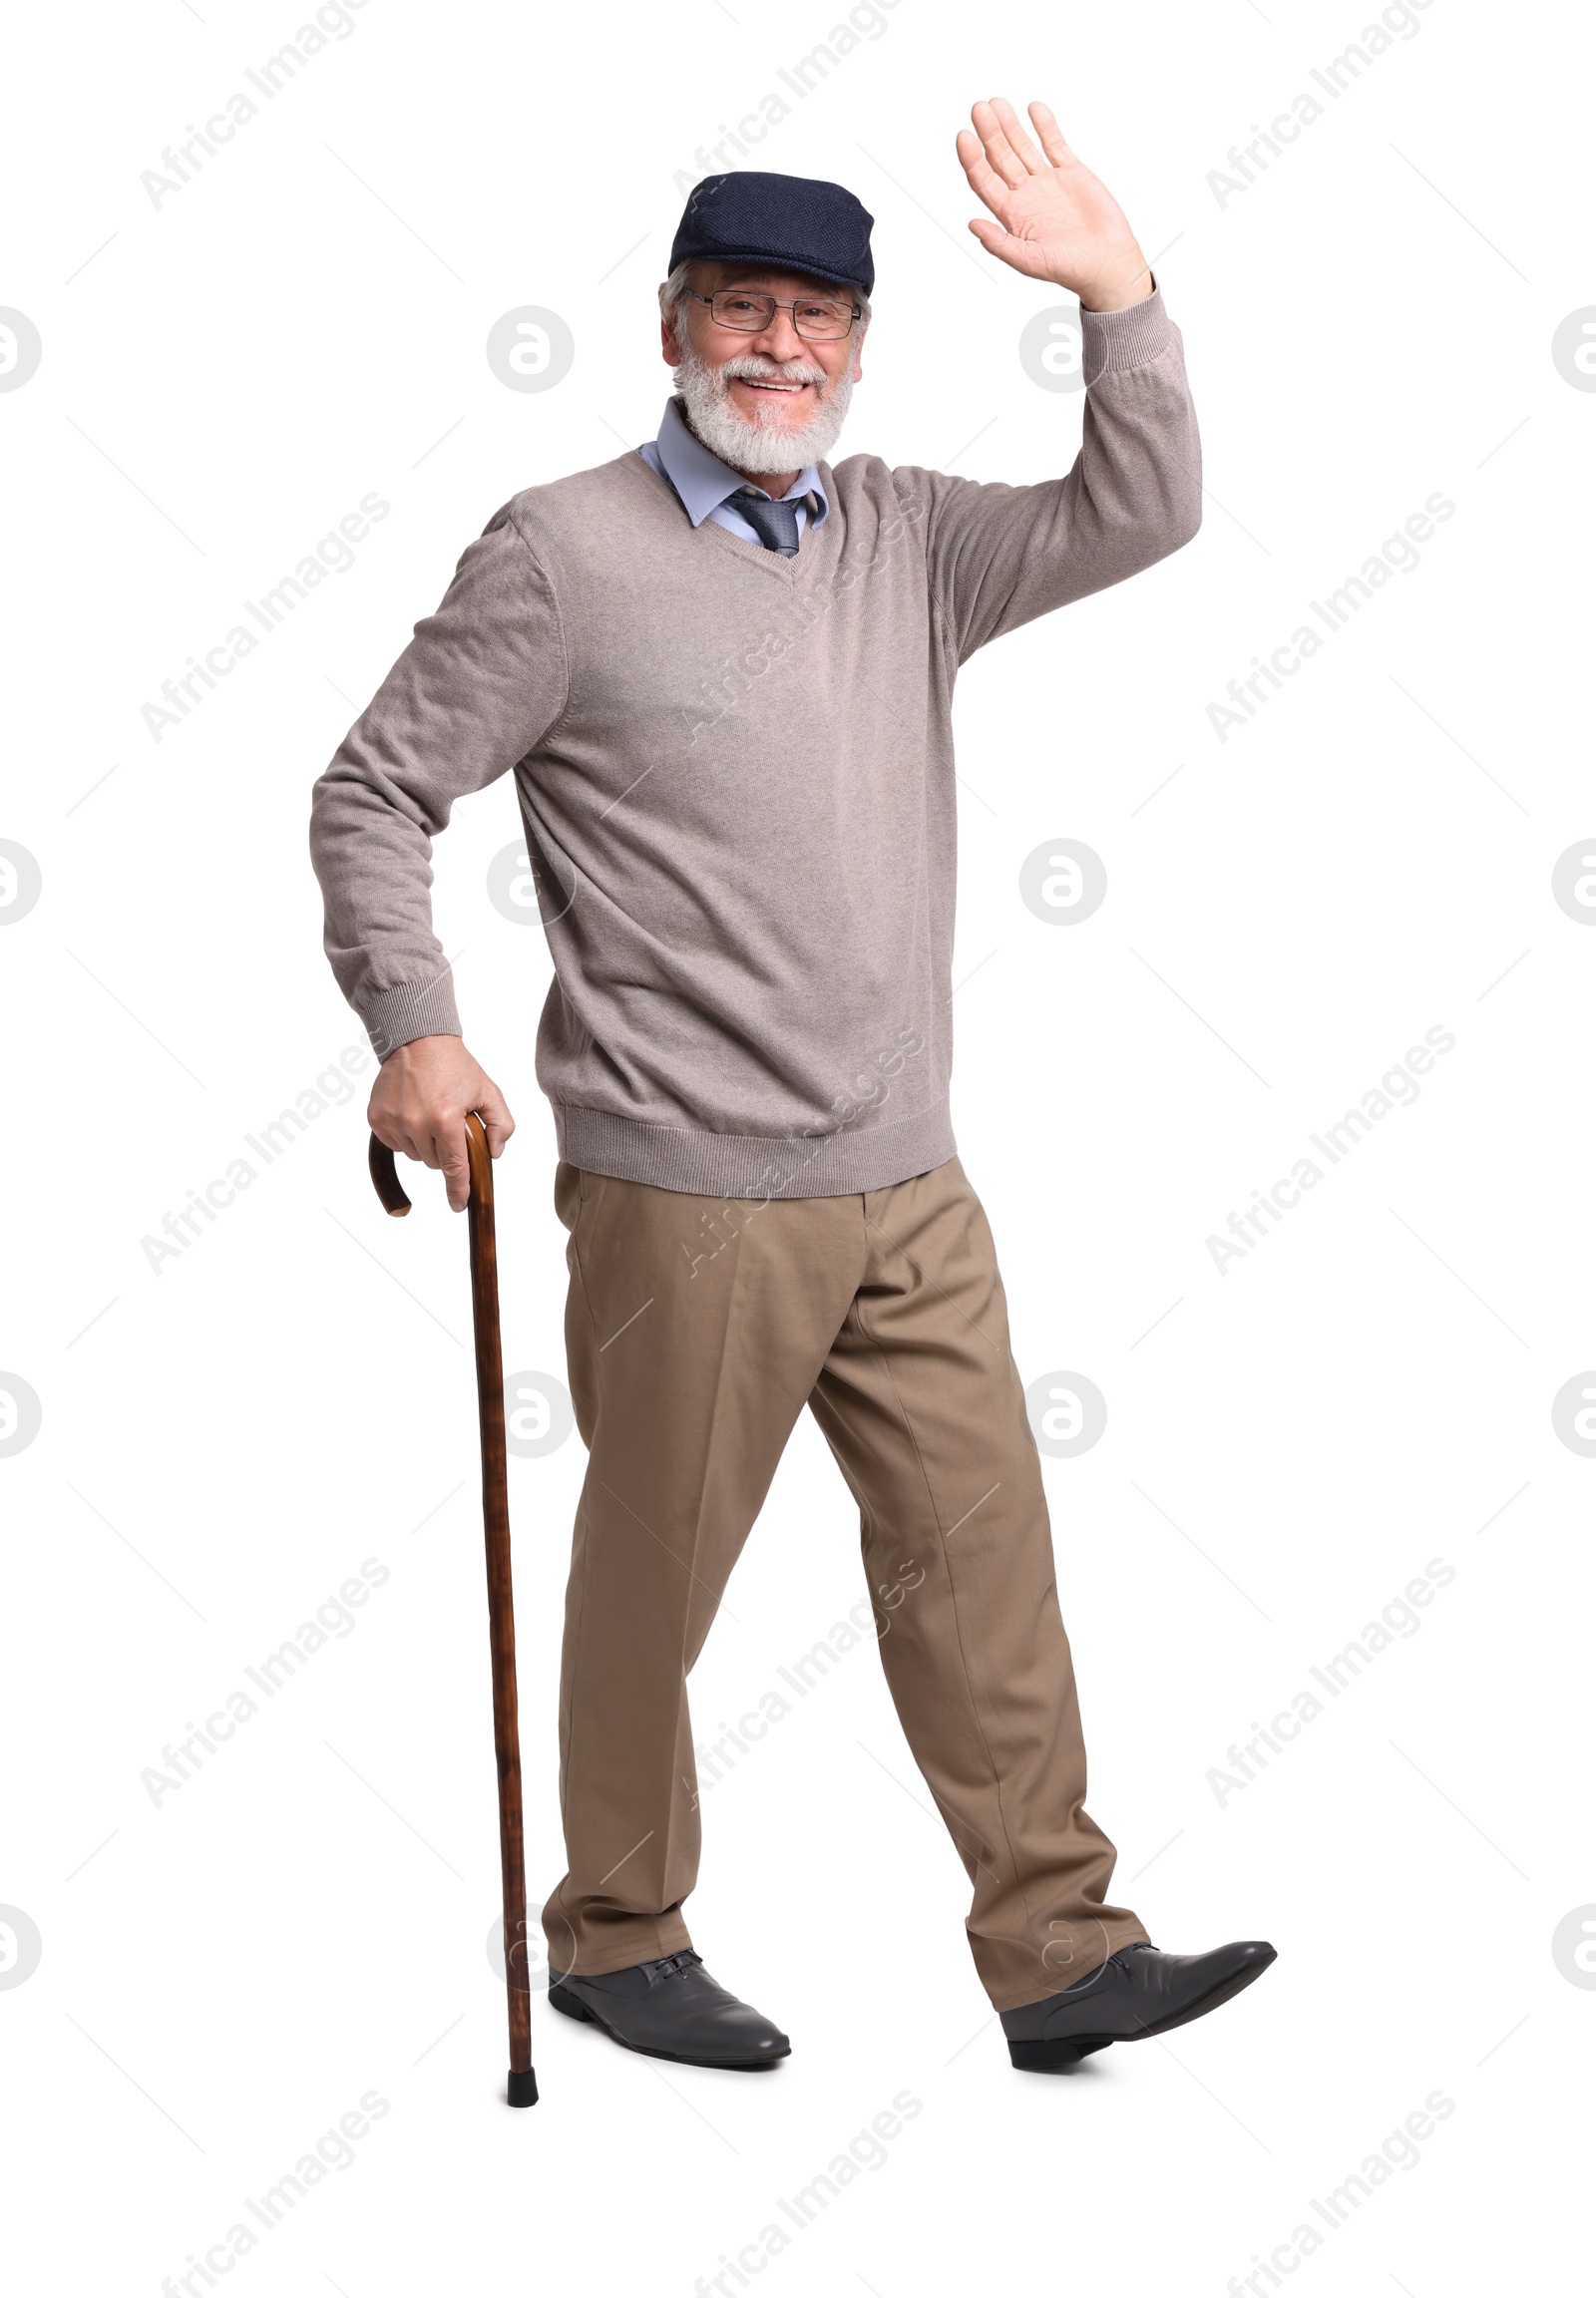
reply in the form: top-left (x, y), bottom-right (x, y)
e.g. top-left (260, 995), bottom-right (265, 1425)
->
top-left (658, 259), bottom-right (871, 332)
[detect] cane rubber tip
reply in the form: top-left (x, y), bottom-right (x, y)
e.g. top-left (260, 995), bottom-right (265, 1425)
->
top-left (507, 2068), bottom-right (539, 2107)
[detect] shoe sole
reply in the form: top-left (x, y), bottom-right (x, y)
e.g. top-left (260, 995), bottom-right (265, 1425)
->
top-left (548, 1982), bottom-right (790, 2071)
top-left (1006, 1948), bottom-right (1277, 2072)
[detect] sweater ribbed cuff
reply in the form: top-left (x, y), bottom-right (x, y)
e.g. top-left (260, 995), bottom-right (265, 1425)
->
top-left (361, 974), bottom-right (463, 1063)
top-left (1080, 286), bottom-right (1173, 384)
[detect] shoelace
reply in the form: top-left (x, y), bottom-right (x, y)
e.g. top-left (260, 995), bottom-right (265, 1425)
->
top-left (643, 1950), bottom-right (703, 1985)
top-left (1055, 1941), bottom-right (1157, 1997)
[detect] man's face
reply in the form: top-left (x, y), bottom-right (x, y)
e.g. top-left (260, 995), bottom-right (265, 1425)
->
top-left (660, 261), bottom-right (867, 473)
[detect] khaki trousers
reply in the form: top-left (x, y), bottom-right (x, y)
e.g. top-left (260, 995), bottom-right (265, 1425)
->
top-left (539, 1153), bottom-right (1148, 2012)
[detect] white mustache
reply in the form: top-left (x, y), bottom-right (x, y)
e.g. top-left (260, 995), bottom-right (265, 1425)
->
top-left (717, 353), bottom-right (830, 390)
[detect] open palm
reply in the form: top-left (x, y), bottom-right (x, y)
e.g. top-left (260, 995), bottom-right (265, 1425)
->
top-left (957, 98), bottom-right (1150, 310)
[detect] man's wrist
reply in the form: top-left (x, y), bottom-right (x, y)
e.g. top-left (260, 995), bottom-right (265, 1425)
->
top-left (1074, 249), bottom-right (1155, 312)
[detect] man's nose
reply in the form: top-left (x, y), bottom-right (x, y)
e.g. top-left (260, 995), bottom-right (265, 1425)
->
top-left (745, 311), bottom-right (808, 362)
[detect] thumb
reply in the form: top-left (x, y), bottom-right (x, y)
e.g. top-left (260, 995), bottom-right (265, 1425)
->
top-left (437, 1125), bottom-right (472, 1213)
top-left (476, 1084), bottom-right (516, 1159)
top-left (970, 219), bottom-right (1050, 277)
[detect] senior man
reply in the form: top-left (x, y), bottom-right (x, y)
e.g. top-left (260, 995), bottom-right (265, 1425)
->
top-left (311, 99), bottom-right (1276, 2075)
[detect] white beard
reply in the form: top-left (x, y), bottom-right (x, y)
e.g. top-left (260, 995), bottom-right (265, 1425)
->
top-left (673, 342), bottom-right (856, 474)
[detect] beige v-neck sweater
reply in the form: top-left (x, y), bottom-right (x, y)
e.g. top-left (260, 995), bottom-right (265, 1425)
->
top-left (309, 289), bottom-right (1200, 1198)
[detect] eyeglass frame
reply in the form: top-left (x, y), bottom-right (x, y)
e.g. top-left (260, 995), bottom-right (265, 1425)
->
top-left (685, 287), bottom-right (864, 341)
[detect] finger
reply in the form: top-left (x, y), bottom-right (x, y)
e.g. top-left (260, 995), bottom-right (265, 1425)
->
top-left (470, 1078), bottom-right (516, 1157)
top-left (478, 1090), bottom-right (516, 1158)
top-left (372, 1110), bottom-right (425, 1165)
top-left (990, 95), bottom-right (1047, 174)
top-left (409, 1120), bottom-right (447, 1171)
top-left (368, 1108), bottom-right (405, 1155)
top-left (971, 97), bottom-right (1030, 190)
top-left (956, 126), bottom-right (1012, 218)
top-left (1027, 100), bottom-right (1076, 170)
top-left (972, 100), bottom-right (1029, 192)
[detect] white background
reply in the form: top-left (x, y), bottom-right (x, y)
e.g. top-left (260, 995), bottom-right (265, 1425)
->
top-left (2, 0), bottom-right (1591, 2290)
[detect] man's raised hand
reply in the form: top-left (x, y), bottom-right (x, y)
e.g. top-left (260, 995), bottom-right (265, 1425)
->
top-left (956, 98), bottom-right (1151, 312)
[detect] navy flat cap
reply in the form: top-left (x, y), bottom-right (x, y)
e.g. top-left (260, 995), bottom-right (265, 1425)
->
top-left (669, 172), bottom-right (875, 296)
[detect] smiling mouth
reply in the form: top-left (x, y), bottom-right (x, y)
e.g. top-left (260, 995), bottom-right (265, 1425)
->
top-left (734, 377), bottom-right (810, 396)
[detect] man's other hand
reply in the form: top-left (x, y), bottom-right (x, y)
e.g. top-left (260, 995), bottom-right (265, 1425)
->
top-left (956, 98), bottom-right (1152, 311)
top-left (368, 1035), bottom-right (515, 1212)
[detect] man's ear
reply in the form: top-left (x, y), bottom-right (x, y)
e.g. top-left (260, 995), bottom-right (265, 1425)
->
top-left (850, 318), bottom-right (869, 385)
top-left (660, 300), bottom-right (684, 368)
top-left (662, 263), bottom-right (712, 368)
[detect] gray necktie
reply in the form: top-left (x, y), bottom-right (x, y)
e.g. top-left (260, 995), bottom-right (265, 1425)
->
top-left (732, 488), bottom-right (801, 557)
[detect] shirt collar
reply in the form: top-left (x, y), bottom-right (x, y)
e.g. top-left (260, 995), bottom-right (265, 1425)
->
top-left (651, 395), bottom-right (829, 529)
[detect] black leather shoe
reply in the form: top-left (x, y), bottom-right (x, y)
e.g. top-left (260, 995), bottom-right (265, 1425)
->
top-left (548, 1949), bottom-right (790, 2070)
top-left (1000, 1939), bottom-right (1277, 2071)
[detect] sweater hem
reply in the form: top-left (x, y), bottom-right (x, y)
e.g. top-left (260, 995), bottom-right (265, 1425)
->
top-left (552, 1099), bottom-right (958, 1199)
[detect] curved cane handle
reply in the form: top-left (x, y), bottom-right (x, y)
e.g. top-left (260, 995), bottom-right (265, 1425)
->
top-left (368, 1113), bottom-right (494, 1217)
top-left (368, 1132), bottom-right (412, 1217)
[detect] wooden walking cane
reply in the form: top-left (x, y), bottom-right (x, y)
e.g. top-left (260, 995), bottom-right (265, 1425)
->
top-left (368, 1111), bottom-right (538, 2108)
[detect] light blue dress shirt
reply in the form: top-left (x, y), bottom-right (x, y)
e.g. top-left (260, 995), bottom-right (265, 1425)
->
top-left (639, 396), bottom-right (830, 548)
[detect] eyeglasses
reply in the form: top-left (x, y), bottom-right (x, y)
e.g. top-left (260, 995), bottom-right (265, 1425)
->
top-left (688, 288), bottom-right (861, 341)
